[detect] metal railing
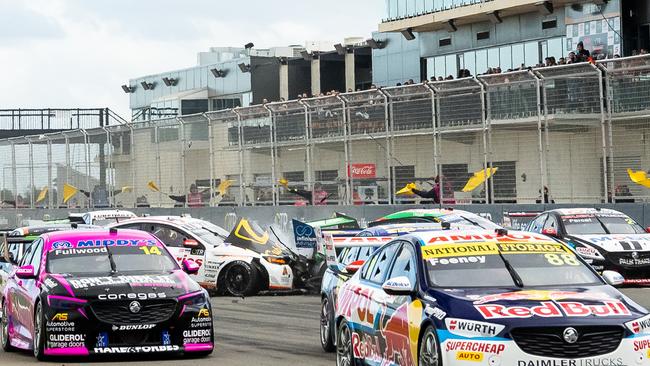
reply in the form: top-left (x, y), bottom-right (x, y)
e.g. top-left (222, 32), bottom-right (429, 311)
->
top-left (1, 55), bottom-right (650, 208)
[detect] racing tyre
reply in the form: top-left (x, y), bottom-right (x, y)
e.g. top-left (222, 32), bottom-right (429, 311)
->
top-left (320, 297), bottom-right (335, 352)
top-left (336, 319), bottom-right (354, 366)
top-left (33, 302), bottom-right (47, 361)
top-left (222, 261), bottom-right (259, 297)
top-left (1, 300), bottom-right (14, 352)
top-left (419, 325), bottom-right (440, 366)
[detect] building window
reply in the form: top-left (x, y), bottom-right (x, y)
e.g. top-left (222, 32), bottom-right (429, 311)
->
top-left (439, 37), bottom-right (452, 47)
top-left (212, 98), bottom-right (242, 111)
top-left (477, 31), bottom-right (490, 40)
top-left (181, 99), bottom-right (209, 116)
top-left (542, 18), bottom-right (558, 30)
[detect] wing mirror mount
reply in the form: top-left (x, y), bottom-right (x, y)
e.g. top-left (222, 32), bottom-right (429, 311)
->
top-left (345, 260), bottom-right (365, 274)
top-left (542, 228), bottom-right (558, 238)
top-left (182, 260), bottom-right (200, 275)
top-left (602, 270), bottom-right (624, 286)
top-left (15, 265), bottom-right (36, 279)
top-left (382, 276), bottom-right (415, 296)
top-left (645, 227), bottom-right (650, 234)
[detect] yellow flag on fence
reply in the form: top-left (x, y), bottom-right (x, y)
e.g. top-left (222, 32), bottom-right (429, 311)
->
top-left (278, 178), bottom-right (289, 187)
top-left (217, 180), bottom-right (233, 195)
top-left (121, 186), bottom-right (133, 193)
top-left (63, 184), bottom-right (78, 203)
top-left (462, 167), bottom-right (499, 192)
top-left (396, 182), bottom-right (417, 195)
top-left (627, 169), bottom-right (650, 189)
top-left (147, 181), bottom-right (161, 192)
top-left (36, 187), bottom-right (48, 203)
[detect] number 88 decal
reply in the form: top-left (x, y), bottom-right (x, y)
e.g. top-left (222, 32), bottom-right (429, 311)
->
top-left (545, 253), bottom-right (579, 266)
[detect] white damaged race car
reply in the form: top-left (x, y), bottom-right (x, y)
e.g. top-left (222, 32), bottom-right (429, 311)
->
top-left (528, 208), bottom-right (650, 285)
top-left (108, 216), bottom-right (294, 296)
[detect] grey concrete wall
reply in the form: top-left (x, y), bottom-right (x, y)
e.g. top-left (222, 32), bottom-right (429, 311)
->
top-left (1, 204), bottom-right (649, 231)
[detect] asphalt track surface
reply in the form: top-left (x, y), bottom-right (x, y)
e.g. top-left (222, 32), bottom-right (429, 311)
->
top-left (1, 289), bottom-right (649, 365)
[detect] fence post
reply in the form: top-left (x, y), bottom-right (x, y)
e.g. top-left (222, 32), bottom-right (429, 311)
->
top-left (26, 137), bottom-right (34, 208)
top-left (232, 108), bottom-right (245, 206)
top-left (46, 136), bottom-right (53, 209)
top-left (154, 125), bottom-right (163, 206)
top-left (176, 117), bottom-right (187, 208)
top-left (596, 64), bottom-right (609, 204)
top-left (531, 70), bottom-right (546, 203)
top-left (337, 95), bottom-right (351, 205)
top-left (427, 82), bottom-right (442, 206)
top-left (9, 140), bottom-right (17, 208)
top-left (298, 100), bottom-right (313, 203)
top-left (475, 78), bottom-right (492, 204)
top-left (377, 88), bottom-right (393, 204)
top-left (263, 105), bottom-right (278, 206)
top-left (126, 123), bottom-right (136, 208)
top-left (203, 113), bottom-right (216, 207)
top-left (64, 132), bottom-right (71, 208)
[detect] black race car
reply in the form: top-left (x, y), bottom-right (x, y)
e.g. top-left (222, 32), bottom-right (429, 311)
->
top-left (528, 208), bottom-right (650, 285)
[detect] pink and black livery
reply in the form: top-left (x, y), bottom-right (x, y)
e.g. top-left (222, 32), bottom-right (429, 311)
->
top-left (0, 229), bottom-right (214, 360)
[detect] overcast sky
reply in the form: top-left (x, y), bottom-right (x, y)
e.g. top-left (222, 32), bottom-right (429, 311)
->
top-left (0, 0), bottom-right (383, 118)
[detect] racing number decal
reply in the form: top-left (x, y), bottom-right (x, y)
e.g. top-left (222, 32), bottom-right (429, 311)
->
top-left (139, 246), bottom-right (162, 255)
top-left (545, 253), bottom-right (579, 266)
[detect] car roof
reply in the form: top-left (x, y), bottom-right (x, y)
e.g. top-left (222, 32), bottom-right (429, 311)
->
top-left (10, 224), bottom-right (99, 237)
top-left (547, 208), bottom-right (624, 216)
top-left (409, 229), bottom-right (558, 246)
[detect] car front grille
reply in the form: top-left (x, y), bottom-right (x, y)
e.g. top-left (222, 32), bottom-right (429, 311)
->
top-left (91, 300), bottom-right (178, 325)
top-left (510, 326), bottom-right (624, 358)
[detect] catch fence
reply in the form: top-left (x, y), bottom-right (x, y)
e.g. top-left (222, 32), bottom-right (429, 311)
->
top-left (1, 56), bottom-right (650, 208)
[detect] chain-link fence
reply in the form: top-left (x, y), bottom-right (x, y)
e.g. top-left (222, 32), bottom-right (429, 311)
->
top-left (2, 55), bottom-right (650, 208)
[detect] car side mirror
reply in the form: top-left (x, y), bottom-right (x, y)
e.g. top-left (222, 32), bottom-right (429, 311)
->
top-left (542, 228), bottom-right (558, 237)
top-left (183, 239), bottom-right (199, 248)
top-left (382, 276), bottom-right (415, 296)
top-left (15, 265), bottom-right (36, 279)
top-left (646, 227), bottom-right (650, 234)
top-left (602, 270), bottom-right (624, 286)
top-left (182, 260), bottom-right (200, 275)
top-left (345, 260), bottom-right (365, 274)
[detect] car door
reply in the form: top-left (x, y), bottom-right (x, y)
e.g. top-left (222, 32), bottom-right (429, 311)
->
top-left (12, 238), bottom-right (43, 341)
top-left (354, 242), bottom-right (400, 365)
top-left (372, 241), bottom-right (419, 366)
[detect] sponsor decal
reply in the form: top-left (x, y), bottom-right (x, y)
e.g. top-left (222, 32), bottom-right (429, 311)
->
top-left (56, 239), bottom-right (158, 249)
top-left (94, 345), bottom-right (180, 354)
top-left (352, 332), bottom-right (382, 363)
top-left (425, 305), bottom-right (446, 320)
top-left (626, 314), bottom-right (650, 335)
top-left (426, 233), bottom-right (553, 244)
top-left (98, 292), bottom-right (166, 300)
top-left (456, 351), bottom-right (483, 362)
top-left (517, 359), bottom-right (623, 366)
top-left (293, 219), bottom-right (317, 249)
top-left (52, 313), bottom-right (68, 321)
top-left (475, 301), bottom-right (630, 319)
top-left (48, 334), bottom-right (85, 348)
top-left (112, 324), bottom-right (156, 331)
top-left (444, 318), bottom-right (505, 338)
top-left (182, 329), bottom-right (212, 345)
top-left (198, 308), bottom-right (210, 318)
top-left (51, 241), bottom-right (73, 249)
top-left (54, 247), bottom-right (108, 256)
top-left (619, 257), bottom-right (650, 266)
top-left (472, 290), bottom-right (613, 305)
top-left (348, 163), bottom-right (376, 179)
top-left (633, 339), bottom-right (650, 351)
top-left (445, 340), bottom-right (505, 355)
top-left (69, 275), bottom-right (175, 289)
top-left (430, 256), bottom-right (486, 266)
top-left (575, 246), bottom-right (600, 257)
top-left (176, 255), bottom-right (203, 267)
top-left (43, 278), bottom-right (59, 290)
top-left (422, 242), bottom-right (571, 260)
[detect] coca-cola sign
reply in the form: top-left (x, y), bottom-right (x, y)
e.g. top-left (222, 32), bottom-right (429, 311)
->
top-left (348, 164), bottom-right (376, 179)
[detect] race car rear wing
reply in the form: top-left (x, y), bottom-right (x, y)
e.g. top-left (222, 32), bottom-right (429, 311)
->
top-left (323, 234), bottom-right (393, 271)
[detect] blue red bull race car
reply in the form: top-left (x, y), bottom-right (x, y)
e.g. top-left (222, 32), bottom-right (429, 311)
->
top-left (1, 229), bottom-right (213, 360)
top-left (334, 229), bottom-right (650, 366)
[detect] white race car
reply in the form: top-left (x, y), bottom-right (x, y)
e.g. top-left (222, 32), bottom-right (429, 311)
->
top-left (108, 216), bottom-right (293, 296)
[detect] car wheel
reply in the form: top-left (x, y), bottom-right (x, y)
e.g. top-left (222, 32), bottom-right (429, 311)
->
top-left (223, 261), bottom-right (258, 297)
top-left (419, 325), bottom-right (440, 366)
top-left (320, 297), bottom-right (335, 352)
top-left (33, 302), bottom-right (46, 361)
top-left (336, 319), bottom-right (354, 366)
top-left (1, 300), bottom-right (14, 352)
